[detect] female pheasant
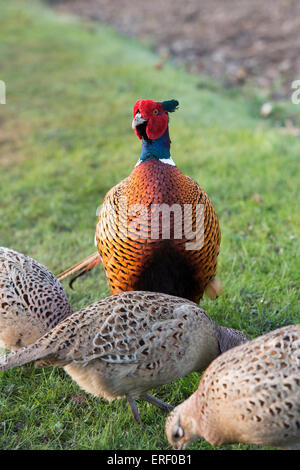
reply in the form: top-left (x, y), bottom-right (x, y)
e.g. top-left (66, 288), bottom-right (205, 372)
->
top-left (0, 291), bottom-right (248, 424)
top-left (58, 99), bottom-right (221, 304)
top-left (166, 324), bottom-right (300, 450)
top-left (0, 247), bottom-right (73, 350)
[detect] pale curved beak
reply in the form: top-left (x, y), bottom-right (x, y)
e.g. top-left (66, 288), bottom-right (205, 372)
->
top-left (173, 443), bottom-right (185, 450)
top-left (132, 111), bottom-right (147, 129)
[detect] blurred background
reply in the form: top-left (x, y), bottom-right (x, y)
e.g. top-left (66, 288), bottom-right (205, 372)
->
top-left (50, 0), bottom-right (300, 98)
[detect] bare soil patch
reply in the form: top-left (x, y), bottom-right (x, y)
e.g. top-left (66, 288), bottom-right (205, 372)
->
top-left (48, 0), bottom-right (300, 98)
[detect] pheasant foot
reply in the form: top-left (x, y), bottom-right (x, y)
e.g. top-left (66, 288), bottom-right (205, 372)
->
top-left (140, 393), bottom-right (174, 414)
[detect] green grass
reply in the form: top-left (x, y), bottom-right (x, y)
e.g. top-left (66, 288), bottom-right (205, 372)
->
top-left (0, 0), bottom-right (299, 450)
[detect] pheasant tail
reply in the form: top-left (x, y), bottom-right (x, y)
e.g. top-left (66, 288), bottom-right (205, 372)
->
top-left (57, 252), bottom-right (101, 287)
top-left (0, 341), bottom-right (54, 372)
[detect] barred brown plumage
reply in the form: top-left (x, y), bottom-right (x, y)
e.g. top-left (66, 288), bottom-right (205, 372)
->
top-left (166, 324), bottom-right (300, 450)
top-left (0, 247), bottom-right (73, 349)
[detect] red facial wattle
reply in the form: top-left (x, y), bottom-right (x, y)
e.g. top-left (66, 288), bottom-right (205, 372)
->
top-left (133, 99), bottom-right (169, 140)
top-left (146, 112), bottom-right (169, 140)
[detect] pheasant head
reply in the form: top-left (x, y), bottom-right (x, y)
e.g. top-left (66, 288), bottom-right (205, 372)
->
top-left (132, 99), bottom-right (179, 165)
top-left (132, 99), bottom-right (179, 140)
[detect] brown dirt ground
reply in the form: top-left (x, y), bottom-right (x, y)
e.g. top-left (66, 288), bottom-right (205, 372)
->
top-left (48, 0), bottom-right (300, 98)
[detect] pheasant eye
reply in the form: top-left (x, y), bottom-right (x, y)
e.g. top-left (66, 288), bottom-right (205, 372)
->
top-left (153, 109), bottom-right (158, 115)
top-left (173, 426), bottom-right (184, 439)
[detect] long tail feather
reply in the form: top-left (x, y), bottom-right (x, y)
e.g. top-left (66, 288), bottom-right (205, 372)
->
top-left (56, 252), bottom-right (101, 288)
top-left (216, 325), bottom-right (249, 353)
top-left (0, 342), bottom-right (55, 372)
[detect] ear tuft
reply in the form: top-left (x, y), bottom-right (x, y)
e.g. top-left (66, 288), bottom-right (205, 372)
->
top-left (160, 100), bottom-right (179, 113)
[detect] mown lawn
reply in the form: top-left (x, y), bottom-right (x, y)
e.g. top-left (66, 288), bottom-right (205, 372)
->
top-left (0, 0), bottom-right (299, 450)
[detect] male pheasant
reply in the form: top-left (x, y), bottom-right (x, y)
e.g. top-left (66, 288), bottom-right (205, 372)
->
top-left (58, 99), bottom-right (221, 304)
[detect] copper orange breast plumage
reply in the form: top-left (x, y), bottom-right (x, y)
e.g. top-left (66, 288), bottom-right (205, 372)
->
top-left (58, 99), bottom-right (221, 303)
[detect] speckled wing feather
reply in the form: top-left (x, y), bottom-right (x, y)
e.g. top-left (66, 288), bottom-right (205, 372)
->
top-left (81, 302), bottom-right (213, 365)
top-left (96, 160), bottom-right (221, 303)
top-left (10, 293), bottom-right (203, 365)
top-left (0, 247), bottom-right (73, 349)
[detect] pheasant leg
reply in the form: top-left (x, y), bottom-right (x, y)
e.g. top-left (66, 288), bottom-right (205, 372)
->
top-left (140, 393), bottom-right (174, 413)
top-left (127, 396), bottom-right (142, 425)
